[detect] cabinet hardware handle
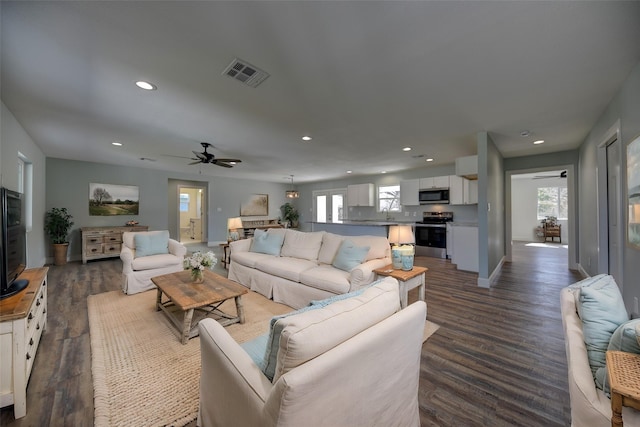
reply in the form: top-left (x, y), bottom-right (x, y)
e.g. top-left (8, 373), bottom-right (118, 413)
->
top-left (37, 323), bottom-right (40, 330)
top-left (26, 353), bottom-right (31, 360)
top-left (36, 300), bottom-right (41, 306)
top-left (29, 338), bottom-right (34, 346)
top-left (28, 313), bottom-right (33, 320)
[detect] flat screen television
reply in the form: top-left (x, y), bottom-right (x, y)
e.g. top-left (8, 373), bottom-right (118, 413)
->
top-left (1, 187), bottom-right (28, 299)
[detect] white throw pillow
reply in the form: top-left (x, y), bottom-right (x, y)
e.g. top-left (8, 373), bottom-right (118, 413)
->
top-left (280, 230), bottom-right (324, 261)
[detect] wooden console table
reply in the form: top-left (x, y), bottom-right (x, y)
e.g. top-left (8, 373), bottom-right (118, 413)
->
top-left (0, 267), bottom-right (48, 419)
top-left (81, 225), bottom-right (148, 264)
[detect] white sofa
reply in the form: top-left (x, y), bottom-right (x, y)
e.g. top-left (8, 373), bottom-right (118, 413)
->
top-left (120, 230), bottom-right (187, 295)
top-left (228, 229), bottom-right (391, 309)
top-left (560, 286), bottom-right (640, 426)
top-left (198, 277), bottom-right (425, 427)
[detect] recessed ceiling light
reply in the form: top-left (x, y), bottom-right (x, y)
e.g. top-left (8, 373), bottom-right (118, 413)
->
top-left (302, 136), bottom-right (312, 141)
top-left (403, 147), bottom-right (412, 151)
top-left (533, 140), bottom-right (545, 145)
top-left (381, 171), bottom-right (387, 174)
top-left (112, 141), bottom-right (122, 146)
top-left (425, 158), bottom-right (434, 162)
top-left (135, 80), bottom-right (157, 91)
top-left (346, 170), bottom-right (352, 174)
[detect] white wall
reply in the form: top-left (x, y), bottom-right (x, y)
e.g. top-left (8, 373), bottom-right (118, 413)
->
top-left (511, 176), bottom-right (568, 242)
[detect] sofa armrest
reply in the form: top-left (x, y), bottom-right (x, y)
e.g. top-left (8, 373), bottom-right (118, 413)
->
top-left (349, 257), bottom-right (392, 291)
top-left (120, 245), bottom-right (134, 274)
top-left (198, 318), bottom-right (272, 427)
top-left (230, 238), bottom-right (252, 254)
top-left (168, 239), bottom-right (187, 257)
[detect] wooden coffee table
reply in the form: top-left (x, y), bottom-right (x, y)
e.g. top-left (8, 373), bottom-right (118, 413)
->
top-left (152, 270), bottom-right (248, 344)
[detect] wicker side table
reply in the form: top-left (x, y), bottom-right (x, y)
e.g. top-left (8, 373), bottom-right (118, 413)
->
top-left (606, 350), bottom-right (640, 427)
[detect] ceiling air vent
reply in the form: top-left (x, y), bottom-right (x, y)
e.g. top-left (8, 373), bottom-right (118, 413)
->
top-left (222, 58), bottom-right (270, 88)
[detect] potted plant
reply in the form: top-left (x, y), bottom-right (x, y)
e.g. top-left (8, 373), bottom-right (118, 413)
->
top-left (44, 207), bottom-right (74, 266)
top-left (280, 202), bottom-right (299, 228)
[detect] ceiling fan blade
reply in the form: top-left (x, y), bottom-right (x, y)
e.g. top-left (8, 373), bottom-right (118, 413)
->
top-left (193, 151), bottom-right (207, 160)
top-left (213, 158), bottom-right (242, 163)
top-left (188, 160), bottom-right (202, 165)
top-left (213, 162), bottom-right (233, 168)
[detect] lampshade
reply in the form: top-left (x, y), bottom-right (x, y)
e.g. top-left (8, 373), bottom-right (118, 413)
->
top-left (227, 217), bottom-right (243, 230)
top-left (388, 225), bottom-right (415, 245)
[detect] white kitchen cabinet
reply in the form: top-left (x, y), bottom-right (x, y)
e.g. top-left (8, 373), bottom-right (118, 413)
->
top-left (451, 225), bottom-right (479, 272)
top-left (450, 175), bottom-right (478, 205)
top-left (400, 179), bottom-right (420, 206)
top-left (455, 155), bottom-right (478, 179)
top-left (419, 176), bottom-right (449, 189)
top-left (446, 223), bottom-right (453, 259)
top-left (347, 183), bottom-right (375, 207)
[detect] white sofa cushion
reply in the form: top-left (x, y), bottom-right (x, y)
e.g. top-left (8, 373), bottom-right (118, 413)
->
top-left (317, 232), bottom-right (345, 265)
top-left (233, 251), bottom-right (277, 269)
top-left (130, 253), bottom-right (182, 271)
top-left (280, 230), bottom-right (324, 261)
top-left (349, 235), bottom-right (390, 261)
top-left (299, 265), bottom-right (351, 294)
top-left (256, 257), bottom-right (318, 283)
top-left (272, 277), bottom-right (400, 382)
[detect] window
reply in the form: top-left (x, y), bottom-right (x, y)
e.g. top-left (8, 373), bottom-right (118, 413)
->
top-left (313, 189), bottom-right (346, 222)
top-left (537, 187), bottom-right (568, 220)
top-left (179, 193), bottom-right (190, 212)
top-left (378, 185), bottom-right (401, 212)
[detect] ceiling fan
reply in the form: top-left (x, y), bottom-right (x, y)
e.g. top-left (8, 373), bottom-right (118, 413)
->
top-left (533, 170), bottom-right (567, 179)
top-left (188, 142), bottom-right (242, 168)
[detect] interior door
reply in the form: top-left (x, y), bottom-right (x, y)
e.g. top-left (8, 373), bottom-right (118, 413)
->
top-left (313, 190), bottom-right (346, 223)
top-left (606, 138), bottom-right (622, 285)
top-left (178, 186), bottom-right (206, 243)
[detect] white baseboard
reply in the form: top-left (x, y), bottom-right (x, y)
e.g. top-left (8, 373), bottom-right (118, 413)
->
top-left (477, 256), bottom-right (506, 288)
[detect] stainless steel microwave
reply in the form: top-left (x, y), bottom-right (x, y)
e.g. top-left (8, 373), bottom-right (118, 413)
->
top-left (419, 188), bottom-right (449, 204)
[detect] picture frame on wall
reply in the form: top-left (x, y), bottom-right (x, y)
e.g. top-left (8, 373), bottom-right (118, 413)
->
top-left (240, 194), bottom-right (268, 216)
top-left (628, 134), bottom-right (640, 249)
top-left (89, 183), bottom-right (139, 216)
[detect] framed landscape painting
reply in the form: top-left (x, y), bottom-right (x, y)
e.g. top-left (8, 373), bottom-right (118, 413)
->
top-left (240, 194), bottom-right (268, 216)
top-left (89, 183), bottom-right (139, 216)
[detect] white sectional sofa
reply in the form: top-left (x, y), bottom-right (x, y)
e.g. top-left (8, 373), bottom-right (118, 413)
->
top-left (228, 228), bottom-right (391, 309)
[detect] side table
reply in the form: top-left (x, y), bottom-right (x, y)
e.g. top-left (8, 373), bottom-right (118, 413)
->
top-left (219, 243), bottom-right (230, 269)
top-left (373, 264), bottom-right (427, 308)
top-left (606, 350), bottom-right (640, 427)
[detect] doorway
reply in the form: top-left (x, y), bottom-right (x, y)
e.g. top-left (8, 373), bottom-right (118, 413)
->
top-left (178, 186), bottom-right (206, 244)
top-left (505, 165), bottom-right (576, 270)
top-left (313, 189), bottom-right (346, 223)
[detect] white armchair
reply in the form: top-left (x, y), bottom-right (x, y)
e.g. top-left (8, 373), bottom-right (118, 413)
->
top-left (120, 230), bottom-right (186, 295)
top-left (198, 277), bottom-right (426, 427)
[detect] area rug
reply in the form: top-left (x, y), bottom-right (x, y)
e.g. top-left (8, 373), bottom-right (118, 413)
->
top-left (88, 289), bottom-right (439, 427)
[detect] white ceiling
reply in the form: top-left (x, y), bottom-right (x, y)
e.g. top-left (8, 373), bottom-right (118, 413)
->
top-left (2, 1), bottom-right (640, 184)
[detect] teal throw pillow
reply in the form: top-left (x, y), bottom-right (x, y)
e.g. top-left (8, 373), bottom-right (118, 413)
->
top-left (595, 318), bottom-right (640, 394)
top-left (250, 229), bottom-right (284, 256)
top-left (240, 333), bottom-right (270, 370)
top-left (134, 231), bottom-right (169, 258)
top-left (570, 274), bottom-right (629, 379)
top-left (332, 240), bottom-right (370, 272)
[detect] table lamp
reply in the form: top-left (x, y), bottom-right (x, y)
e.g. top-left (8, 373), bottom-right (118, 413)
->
top-left (227, 217), bottom-right (243, 241)
top-left (388, 225), bottom-right (415, 270)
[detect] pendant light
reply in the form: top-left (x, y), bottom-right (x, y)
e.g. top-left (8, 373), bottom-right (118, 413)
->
top-left (286, 175), bottom-right (299, 199)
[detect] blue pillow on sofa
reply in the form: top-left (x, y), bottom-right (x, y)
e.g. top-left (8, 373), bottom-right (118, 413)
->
top-left (332, 240), bottom-right (370, 272)
top-left (134, 231), bottom-right (169, 258)
top-left (595, 318), bottom-right (640, 395)
top-left (250, 229), bottom-right (284, 256)
top-left (569, 274), bottom-right (629, 382)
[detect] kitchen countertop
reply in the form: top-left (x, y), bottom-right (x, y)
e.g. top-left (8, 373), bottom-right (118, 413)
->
top-left (449, 222), bottom-right (479, 227)
top-left (310, 220), bottom-right (416, 226)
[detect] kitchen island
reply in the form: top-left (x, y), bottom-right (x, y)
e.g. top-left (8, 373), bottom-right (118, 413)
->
top-left (310, 220), bottom-right (415, 237)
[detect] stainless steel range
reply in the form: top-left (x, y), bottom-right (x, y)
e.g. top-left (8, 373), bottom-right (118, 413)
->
top-left (414, 211), bottom-right (453, 258)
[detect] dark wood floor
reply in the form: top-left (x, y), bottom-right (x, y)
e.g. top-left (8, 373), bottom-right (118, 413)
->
top-left (1, 242), bottom-right (581, 426)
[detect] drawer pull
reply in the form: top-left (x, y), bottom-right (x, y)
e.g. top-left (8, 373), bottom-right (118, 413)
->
top-left (26, 353), bottom-right (31, 360)
top-left (36, 323), bottom-right (40, 330)
top-left (29, 338), bottom-right (34, 346)
top-left (44, 308), bottom-right (46, 314)
top-left (28, 313), bottom-right (33, 320)
top-left (36, 300), bottom-right (41, 306)
top-left (91, 248), bottom-right (98, 252)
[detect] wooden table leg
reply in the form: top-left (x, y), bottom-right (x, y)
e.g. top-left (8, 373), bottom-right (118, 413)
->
top-left (156, 288), bottom-right (162, 311)
top-left (182, 308), bottom-right (194, 345)
top-left (235, 295), bottom-right (245, 324)
top-left (418, 273), bottom-right (425, 303)
top-left (611, 391), bottom-right (623, 427)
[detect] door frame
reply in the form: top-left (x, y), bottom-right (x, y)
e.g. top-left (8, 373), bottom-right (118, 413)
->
top-left (312, 188), bottom-right (347, 223)
top-left (596, 120), bottom-right (624, 287)
top-left (505, 164), bottom-right (577, 270)
top-left (177, 184), bottom-right (208, 243)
